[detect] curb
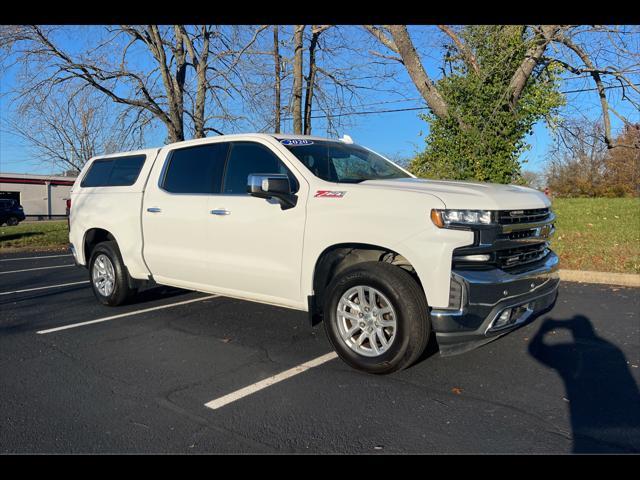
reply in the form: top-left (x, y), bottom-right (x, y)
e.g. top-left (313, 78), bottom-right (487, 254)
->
top-left (559, 269), bottom-right (640, 287)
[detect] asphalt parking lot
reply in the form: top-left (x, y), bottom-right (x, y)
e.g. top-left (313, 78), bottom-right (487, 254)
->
top-left (1, 251), bottom-right (639, 453)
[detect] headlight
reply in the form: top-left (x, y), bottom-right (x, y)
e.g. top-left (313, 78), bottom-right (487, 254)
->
top-left (431, 209), bottom-right (494, 228)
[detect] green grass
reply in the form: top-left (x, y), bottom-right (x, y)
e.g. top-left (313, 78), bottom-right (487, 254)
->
top-left (0, 220), bottom-right (70, 252)
top-left (550, 198), bottom-right (640, 274)
top-left (1, 198), bottom-right (638, 274)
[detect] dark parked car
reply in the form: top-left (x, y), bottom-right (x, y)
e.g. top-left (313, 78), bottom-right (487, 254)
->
top-left (0, 199), bottom-right (26, 226)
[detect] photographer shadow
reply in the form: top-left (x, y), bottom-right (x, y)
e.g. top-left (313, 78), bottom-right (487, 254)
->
top-left (528, 315), bottom-right (640, 453)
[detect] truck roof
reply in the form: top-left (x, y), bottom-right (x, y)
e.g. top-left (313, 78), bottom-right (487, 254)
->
top-left (87, 133), bottom-right (352, 164)
top-left (269, 133), bottom-right (344, 142)
top-left (89, 147), bottom-right (161, 162)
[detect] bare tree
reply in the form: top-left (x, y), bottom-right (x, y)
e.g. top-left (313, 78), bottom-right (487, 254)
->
top-left (0, 25), bottom-right (265, 143)
top-left (545, 118), bottom-right (610, 196)
top-left (547, 27), bottom-right (640, 149)
top-left (2, 87), bottom-right (145, 172)
top-left (520, 170), bottom-right (545, 190)
top-left (239, 25), bottom-right (403, 137)
top-left (303, 25), bottom-right (331, 134)
top-left (273, 25), bottom-right (282, 134)
top-left (291, 25), bottom-right (305, 134)
top-left (289, 25), bottom-right (403, 136)
top-left (365, 25), bottom-right (451, 121)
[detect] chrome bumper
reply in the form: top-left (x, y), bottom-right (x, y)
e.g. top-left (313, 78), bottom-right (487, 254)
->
top-left (431, 252), bottom-right (560, 356)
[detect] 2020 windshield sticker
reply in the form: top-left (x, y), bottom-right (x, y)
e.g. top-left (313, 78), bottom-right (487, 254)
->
top-left (315, 190), bottom-right (347, 198)
top-left (280, 139), bottom-right (314, 146)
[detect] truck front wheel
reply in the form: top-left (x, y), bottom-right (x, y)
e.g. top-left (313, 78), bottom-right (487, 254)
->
top-left (89, 241), bottom-right (137, 306)
top-left (323, 261), bottom-right (430, 374)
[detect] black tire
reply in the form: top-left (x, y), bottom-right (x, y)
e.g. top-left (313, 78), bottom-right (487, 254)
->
top-left (323, 261), bottom-right (431, 374)
top-left (89, 240), bottom-right (137, 306)
top-left (6, 216), bottom-right (19, 226)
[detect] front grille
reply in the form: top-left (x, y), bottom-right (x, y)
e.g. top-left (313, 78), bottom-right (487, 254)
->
top-left (498, 208), bottom-right (550, 225)
top-left (496, 243), bottom-right (549, 269)
top-left (453, 206), bottom-right (555, 271)
top-left (506, 229), bottom-right (537, 240)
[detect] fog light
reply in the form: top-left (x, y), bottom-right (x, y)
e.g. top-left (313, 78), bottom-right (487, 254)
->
top-left (455, 254), bottom-right (491, 262)
top-left (492, 308), bottom-right (512, 329)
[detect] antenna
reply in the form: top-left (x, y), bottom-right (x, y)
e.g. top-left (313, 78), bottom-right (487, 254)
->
top-left (340, 134), bottom-right (354, 144)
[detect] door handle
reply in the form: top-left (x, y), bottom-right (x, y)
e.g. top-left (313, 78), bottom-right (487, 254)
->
top-left (210, 209), bottom-right (231, 216)
top-left (147, 207), bottom-right (162, 213)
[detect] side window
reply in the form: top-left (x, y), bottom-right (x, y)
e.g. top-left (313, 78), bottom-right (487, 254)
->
top-left (81, 155), bottom-right (146, 187)
top-left (81, 160), bottom-right (114, 187)
top-left (108, 156), bottom-right (146, 186)
top-left (162, 143), bottom-right (229, 194)
top-left (223, 142), bottom-right (299, 194)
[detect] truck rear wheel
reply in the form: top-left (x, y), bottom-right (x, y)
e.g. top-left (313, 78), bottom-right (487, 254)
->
top-left (89, 241), bottom-right (137, 306)
top-left (323, 261), bottom-right (430, 374)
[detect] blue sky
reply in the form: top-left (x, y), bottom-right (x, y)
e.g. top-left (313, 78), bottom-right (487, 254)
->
top-left (1, 25), bottom-right (637, 176)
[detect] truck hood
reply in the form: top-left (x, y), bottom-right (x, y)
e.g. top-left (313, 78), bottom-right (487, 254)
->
top-left (358, 178), bottom-right (550, 210)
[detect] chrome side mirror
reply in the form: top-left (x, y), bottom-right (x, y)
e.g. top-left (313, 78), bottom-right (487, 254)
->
top-left (247, 174), bottom-right (297, 210)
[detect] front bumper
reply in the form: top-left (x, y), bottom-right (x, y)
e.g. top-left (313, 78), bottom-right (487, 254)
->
top-left (430, 251), bottom-right (559, 356)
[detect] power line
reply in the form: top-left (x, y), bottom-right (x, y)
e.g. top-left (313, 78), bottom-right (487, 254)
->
top-left (561, 82), bottom-right (640, 95)
top-left (283, 82), bottom-right (639, 121)
top-left (283, 106), bottom-right (427, 121)
top-left (281, 72), bottom-right (638, 116)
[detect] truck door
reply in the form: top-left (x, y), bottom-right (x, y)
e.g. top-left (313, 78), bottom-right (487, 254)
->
top-left (142, 142), bottom-right (229, 289)
top-left (205, 140), bottom-right (308, 307)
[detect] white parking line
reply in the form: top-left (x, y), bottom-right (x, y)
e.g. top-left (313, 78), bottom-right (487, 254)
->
top-left (0, 264), bottom-right (75, 275)
top-left (0, 280), bottom-right (90, 296)
top-left (204, 352), bottom-right (339, 411)
top-left (37, 294), bottom-right (219, 335)
top-left (0, 254), bottom-right (72, 262)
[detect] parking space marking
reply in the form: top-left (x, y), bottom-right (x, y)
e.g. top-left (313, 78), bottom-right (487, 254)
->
top-left (36, 294), bottom-right (219, 335)
top-left (0, 264), bottom-right (75, 275)
top-left (0, 254), bottom-right (72, 262)
top-left (204, 351), bottom-right (339, 411)
top-left (0, 280), bottom-right (90, 296)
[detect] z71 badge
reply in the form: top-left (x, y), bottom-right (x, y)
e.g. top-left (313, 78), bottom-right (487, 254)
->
top-left (314, 190), bottom-right (347, 198)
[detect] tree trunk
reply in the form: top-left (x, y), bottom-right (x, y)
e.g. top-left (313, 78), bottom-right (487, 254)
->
top-left (193, 28), bottom-right (209, 139)
top-left (303, 29), bottom-right (321, 135)
top-left (507, 25), bottom-right (559, 109)
top-left (386, 25), bottom-right (450, 121)
top-left (148, 25), bottom-right (185, 142)
top-left (555, 34), bottom-right (614, 148)
top-left (273, 25), bottom-right (281, 134)
top-left (292, 25), bottom-right (305, 134)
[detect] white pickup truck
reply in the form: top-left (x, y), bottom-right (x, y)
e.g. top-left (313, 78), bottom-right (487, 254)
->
top-left (69, 133), bottom-right (559, 373)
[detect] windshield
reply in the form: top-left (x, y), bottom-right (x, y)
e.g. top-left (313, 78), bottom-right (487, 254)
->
top-left (281, 140), bottom-right (410, 183)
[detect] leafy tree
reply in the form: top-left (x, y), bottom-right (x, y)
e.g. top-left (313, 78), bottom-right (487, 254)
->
top-left (409, 26), bottom-right (565, 183)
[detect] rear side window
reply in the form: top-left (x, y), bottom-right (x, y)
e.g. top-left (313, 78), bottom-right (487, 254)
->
top-left (223, 142), bottom-right (299, 194)
top-left (162, 143), bottom-right (229, 194)
top-left (81, 155), bottom-right (146, 187)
